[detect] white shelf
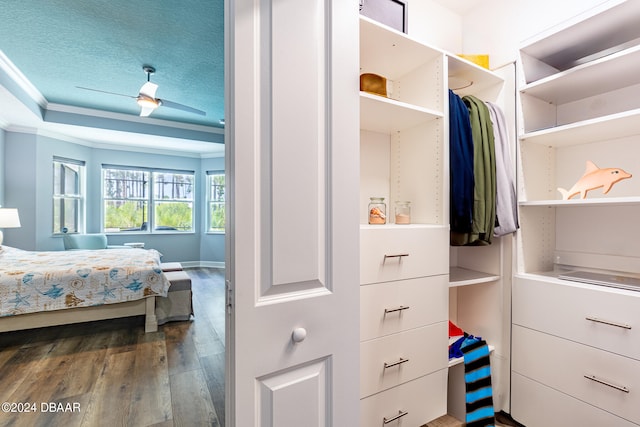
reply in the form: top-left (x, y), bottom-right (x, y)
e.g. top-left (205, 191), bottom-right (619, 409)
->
top-left (520, 0), bottom-right (640, 74)
top-left (449, 267), bottom-right (500, 287)
top-left (360, 92), bottom-right (442, 133)
top-left (519, 108), bottom-right (640, 147)
top-left (519, 196), bottom-right (640, 207)
top-left (448, 344), bottom-right (495, 368)
top-left (359, 16), bottom-right (441, 80)
top-left (521, 44), bottom-right (640, 105)
top-left (447, 55), bottom-right (504, 97)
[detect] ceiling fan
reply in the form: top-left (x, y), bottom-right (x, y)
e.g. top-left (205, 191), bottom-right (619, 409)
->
top-left (76, 65), bottom-right (206, 117)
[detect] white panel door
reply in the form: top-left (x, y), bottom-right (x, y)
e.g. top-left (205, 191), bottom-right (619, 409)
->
top-left (226, 0), bottom-right (360, 426)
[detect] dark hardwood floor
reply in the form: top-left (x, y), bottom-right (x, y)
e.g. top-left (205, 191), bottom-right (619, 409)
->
top-left (0, 267), bottom-right (226, 427)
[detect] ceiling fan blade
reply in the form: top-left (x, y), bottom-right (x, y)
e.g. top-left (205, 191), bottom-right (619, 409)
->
top-left (159, 99), bottom-right (206, 116)
top-left (139, 82), bottom-right (158, 98)
top-left (76, 86), bottom-right (135, 98)
top-left (139, 106), bottom-right (156, 117)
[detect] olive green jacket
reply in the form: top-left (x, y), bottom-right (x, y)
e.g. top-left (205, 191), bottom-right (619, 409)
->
top-left (451, 95), bottom-right (496, 246)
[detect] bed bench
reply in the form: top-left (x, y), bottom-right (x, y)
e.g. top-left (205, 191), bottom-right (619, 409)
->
top-left (156, 270), bottom-right (193, 325)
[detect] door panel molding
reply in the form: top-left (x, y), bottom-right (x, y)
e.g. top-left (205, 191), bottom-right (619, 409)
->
top-left (258, 0), bottom-right (330, 300)
top-left (258, 357), bottom-right (330, 426)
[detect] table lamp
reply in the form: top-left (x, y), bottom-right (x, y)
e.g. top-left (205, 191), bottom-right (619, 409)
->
top-left (0, 208), bottom-right (21, 246)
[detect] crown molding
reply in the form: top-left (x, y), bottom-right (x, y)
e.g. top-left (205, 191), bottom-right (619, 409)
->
top-left (0, 50), bottom-right (47, 107)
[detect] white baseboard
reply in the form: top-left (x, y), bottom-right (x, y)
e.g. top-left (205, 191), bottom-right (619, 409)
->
top-left (180, 260), bottom-right (225, 269)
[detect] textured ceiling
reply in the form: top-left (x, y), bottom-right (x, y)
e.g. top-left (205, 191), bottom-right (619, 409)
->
top-left (0, 0), bottom-right (224, 129)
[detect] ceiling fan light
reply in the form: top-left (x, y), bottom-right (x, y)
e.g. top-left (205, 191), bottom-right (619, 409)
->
top-left (136, 96), bottom-right (159, 109)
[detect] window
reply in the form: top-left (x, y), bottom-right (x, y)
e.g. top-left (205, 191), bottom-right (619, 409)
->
top-left (154, 172), bottom-right (194, 231)
top-left (102, 166), bottom-right (194, 233)
top-left (53, 157), bottom-right (85, 234)
top-left (207, 171), bottom-right (225, 232)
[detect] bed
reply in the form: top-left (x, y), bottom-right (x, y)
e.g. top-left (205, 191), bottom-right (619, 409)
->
top-left (0, 245), bottom-right (171, 333)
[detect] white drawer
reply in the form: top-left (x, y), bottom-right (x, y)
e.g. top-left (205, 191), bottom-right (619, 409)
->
top-left (360, 225), bottom-right (448, 284)
top-left (514, 275), bottom-right (640, 360)
top-left (360, 370), bottom-right (447, 427)
top-left (360, 322), bottom-right (447, 398)
top-left (513, 325), bottom-right (640, 425)
top-left (360, 276), bottom-right (447, 341)
top-left (512, 373), bottom-right (637, 427)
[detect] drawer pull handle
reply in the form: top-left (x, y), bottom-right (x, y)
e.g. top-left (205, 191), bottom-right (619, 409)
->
top-left (384, 357), bottom-right (409, 369)
top-left (585, 316), bottom-right (631, 330)
top-left (383, 253), bottom-right (409, 262)
top-left (383, 409), bottom-right (408, 424)
top-left (584, 374), bottom-right (629, 393)
top-left (384, 305), bottom-right (410, 315)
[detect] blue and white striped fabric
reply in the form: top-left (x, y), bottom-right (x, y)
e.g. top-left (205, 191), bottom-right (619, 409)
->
top-left (461, 337), bottom-right (495, 427)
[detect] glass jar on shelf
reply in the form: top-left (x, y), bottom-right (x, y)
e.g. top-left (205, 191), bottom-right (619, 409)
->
top-left (368, 197), bottom-right (386, 224)
top-left (394, 201), bottom-right (411, 224)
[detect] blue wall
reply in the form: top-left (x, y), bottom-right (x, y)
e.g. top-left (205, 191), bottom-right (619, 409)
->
top-left (200, 156), bottom-right (225, 262)
top-left (0, 128), bottom-right (4, 205)
top-left (2, 130), bottom-right (225, 264)
top-left (4, 132), bottom-right (38, 249)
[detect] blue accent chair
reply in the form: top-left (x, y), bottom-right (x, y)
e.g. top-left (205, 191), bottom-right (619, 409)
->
top-left (62, 233), bottom-right (132, 250)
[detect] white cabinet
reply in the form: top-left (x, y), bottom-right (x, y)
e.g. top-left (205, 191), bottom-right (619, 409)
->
top-left (359, 16), bottom-right (449, 426)
top-left (513, 2), bottom-right (640, 425)
top-left (513, 278), bottom-right (640, 427)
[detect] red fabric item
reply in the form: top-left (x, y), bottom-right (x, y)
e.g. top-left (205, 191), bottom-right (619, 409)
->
top-left (449, 320), bottom-right (464, 338)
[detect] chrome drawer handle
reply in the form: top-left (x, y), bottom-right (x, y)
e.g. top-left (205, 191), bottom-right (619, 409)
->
top-left (384, 305), bottom-right (410, 315)
top-left (584, 375), bottom-right (629, 393)
top-left (383, 253), bottom-right (409, 262)
top-left (585, 316), bottom-right (632, 330)
top-left (383, 357), bottom-right (409, 369)
top-left (383, 409), bottom-right (408, 424)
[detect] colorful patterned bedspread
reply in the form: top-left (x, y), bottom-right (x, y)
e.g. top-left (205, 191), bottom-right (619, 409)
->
top-left (0, 245), bottom-right (170, 317)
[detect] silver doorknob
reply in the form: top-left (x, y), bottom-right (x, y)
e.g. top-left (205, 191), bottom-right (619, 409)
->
top-left (292, 327), bottom-right (307, 343)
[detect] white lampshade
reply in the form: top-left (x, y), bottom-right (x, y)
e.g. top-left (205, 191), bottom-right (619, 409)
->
top-left (0, 208), bottom-right (21, 246)
top-left (0, 208), bottom-right (21, 228)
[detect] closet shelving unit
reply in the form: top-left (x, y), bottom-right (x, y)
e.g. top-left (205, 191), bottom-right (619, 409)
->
top-left (513, 1), bottom-right (640, 425)
top-left (516, 0), bottom-right (640, 272)
top-left (358, 13), bottom-right (509, 425)
top-left (359, 15), bottom-right (449, 427)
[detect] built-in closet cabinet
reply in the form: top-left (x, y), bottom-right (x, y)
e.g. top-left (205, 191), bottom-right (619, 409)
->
top-left (358, 14), bottom-right (509, 425)
top-left (513, 1), bottom-right (640, 426)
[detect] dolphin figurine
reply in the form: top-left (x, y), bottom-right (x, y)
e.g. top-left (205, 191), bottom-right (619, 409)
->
top-left (557, 160), bottom-right (632, 200)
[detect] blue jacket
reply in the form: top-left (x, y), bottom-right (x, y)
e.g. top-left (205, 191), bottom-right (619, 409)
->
top-left (448, 90), bottom-right (474, 234)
